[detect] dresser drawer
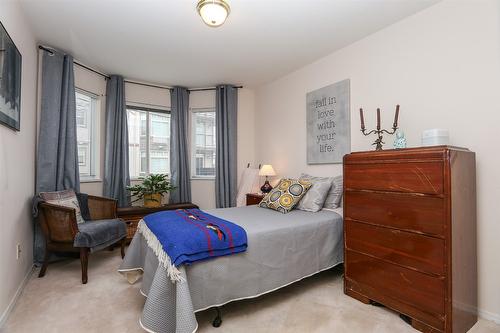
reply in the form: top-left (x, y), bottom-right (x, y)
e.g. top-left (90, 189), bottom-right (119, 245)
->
top-left (344, 190), bottom-right (445, 237)
top-left (345, 221), bottom-right (445, 275)
top-left (345, 250), bottom-right (445, 330)
top-left (344, 161), bottom-right (444, 195)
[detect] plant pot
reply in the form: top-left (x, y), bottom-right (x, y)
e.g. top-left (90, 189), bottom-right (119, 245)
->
top-left (143, 193), bottom-right (163, 208)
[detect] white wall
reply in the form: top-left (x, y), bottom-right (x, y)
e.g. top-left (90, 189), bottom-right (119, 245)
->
top-left (236, 88), bottom-right (256, 190)
top-left (79, 82), bottom-right (256, 210)
top-left (254, 0), bottom-right (500, 321)
top-left (0, 0), bottom-right (37, 325)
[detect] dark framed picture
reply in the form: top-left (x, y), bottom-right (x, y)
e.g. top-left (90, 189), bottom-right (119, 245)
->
top-left (0, 20), bottom-right (22, 131)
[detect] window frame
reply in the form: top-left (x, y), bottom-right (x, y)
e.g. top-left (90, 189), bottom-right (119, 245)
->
top-left (127, 105), bottom-right (171, 180)
top-left (190, 107), bottom-right (216, 180)
top-left (75, 88), bottom-right (100, 182)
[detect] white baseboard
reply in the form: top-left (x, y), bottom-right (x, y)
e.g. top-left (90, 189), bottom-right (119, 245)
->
top-left (479, 308), bottom-right (500, 325)
top-left (0, 265), bottom-right (34, 329)
top-left (455, 300), bottom-right (500, 325)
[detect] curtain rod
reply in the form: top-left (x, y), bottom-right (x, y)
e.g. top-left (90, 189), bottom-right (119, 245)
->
top-left (38, 45), bottom-right (243, 92)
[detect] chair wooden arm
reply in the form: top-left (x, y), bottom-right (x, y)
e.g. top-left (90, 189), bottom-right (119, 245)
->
top-left (87, 195), bottom-right (118, 220)
top-left (38, 202), bottom-right (79, 243)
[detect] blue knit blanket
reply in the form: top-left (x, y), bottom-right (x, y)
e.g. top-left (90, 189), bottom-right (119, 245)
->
top-left (140, 209), bottom-right (247, 279)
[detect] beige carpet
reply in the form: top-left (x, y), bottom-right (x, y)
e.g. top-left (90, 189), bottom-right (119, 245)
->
top-left (3, 250), bottom-right (499, 333)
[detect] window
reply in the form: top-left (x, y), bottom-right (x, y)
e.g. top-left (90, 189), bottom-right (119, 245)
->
top-left (191, 109), bottom-right (216, 178)
top-left (78, 146), bottom-right (87, 167)
top-left (76, 90), bottom-right (98, 180)
top-left (127, 107), bottom-right (170, 179)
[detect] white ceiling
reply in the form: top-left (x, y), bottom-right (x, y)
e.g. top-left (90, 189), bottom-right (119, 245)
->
top-left (19, 0), bottom-right (439, 88)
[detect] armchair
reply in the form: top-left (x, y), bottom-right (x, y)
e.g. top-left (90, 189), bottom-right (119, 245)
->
top-left (37, 194), bottom-right (127, 284)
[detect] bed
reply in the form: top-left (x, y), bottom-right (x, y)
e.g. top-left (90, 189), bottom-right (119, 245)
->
top-left (119, 205), bottom-right (344, 333)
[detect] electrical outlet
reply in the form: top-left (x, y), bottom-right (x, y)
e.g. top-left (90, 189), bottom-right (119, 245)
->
top-left (16, 243), bottom-right (21, 260)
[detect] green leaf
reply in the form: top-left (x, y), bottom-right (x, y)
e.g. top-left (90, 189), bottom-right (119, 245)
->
top-left (126, 173), bottom-right (176, 200)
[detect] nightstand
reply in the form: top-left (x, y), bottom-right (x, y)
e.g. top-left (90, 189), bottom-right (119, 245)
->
top-left (246, 193), bottom-right (265, 206)
top-left (117, 203), bottom-right (198, 242)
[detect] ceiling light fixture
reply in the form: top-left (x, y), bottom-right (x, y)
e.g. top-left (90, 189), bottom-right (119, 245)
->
top-left (197, 0), bottom-right (230, 27)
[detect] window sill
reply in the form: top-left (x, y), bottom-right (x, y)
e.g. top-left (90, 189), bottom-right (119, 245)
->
top-left (130, 176), bottom-right (171, 182)
top-left (80, 178), bottom-right (102, 183)
top-left (130, 178), bottom-right (143, 182)
top-left (191, 177), bottom-right (215, 181)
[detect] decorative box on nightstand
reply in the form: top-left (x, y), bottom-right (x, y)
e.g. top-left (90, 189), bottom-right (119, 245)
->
top-left (246, 193), bottom-right (265, 206)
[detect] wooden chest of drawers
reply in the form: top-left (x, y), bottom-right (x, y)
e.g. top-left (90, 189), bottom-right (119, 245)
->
top-left (343, 146), bottom-right (477, 333)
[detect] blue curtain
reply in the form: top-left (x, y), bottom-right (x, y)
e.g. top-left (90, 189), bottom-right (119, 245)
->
top-left (103, 75), bottom-right (130, 207)
top-left (34, 49), bottom-right (79, 263)
top-left (215, 85), bottom-right (238, 208)
top-left (169, 87), bottom-right (191, 203)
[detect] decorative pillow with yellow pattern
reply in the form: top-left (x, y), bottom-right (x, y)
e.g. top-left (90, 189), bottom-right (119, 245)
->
top-left (259, 178), bottom-right (312, 214)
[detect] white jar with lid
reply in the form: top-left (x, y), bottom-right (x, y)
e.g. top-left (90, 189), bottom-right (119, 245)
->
top-left (422, 129), bottom-right (449, 146)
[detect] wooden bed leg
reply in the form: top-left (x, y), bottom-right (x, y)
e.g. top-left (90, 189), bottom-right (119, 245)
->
top-left (39, 248), bottom-right (50, 278)
top-left (120, 238), bottom-right (126, 259)
top-left (212, 307), bottom-right (222, 328)
top-left (80, 248), bottom-right (89, 284)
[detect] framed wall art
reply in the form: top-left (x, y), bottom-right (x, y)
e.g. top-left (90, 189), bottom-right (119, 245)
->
top-left (0, 20), bottom-right (22, 131)
top-left (306, 79), bottom-right (350, 164)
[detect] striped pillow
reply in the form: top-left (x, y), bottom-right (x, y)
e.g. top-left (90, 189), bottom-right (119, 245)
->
top-left (40, 189), bottom-right (86, 224)
top-left (323, 175), bottom-right (343, 209)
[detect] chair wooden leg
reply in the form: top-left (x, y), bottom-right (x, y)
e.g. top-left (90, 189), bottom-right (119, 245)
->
top-left (80, 248), bottom-right (89, 284)
top-left (120, 238), bottom-right (126, 259)
top-left (38, 248), bottom-right (50, 278)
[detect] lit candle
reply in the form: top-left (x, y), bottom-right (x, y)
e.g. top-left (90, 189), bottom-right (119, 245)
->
top-left (393, 105), bottom-right (400, 128)
top-left (376, 108), bottom-right (381, 130)
top-left (359, 108), bottom-right (365, 130)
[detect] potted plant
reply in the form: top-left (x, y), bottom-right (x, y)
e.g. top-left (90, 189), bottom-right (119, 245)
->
top-left (127, 174), bottom-right (176, 208)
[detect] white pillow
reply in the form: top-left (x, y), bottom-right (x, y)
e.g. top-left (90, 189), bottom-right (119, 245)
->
top-left (296, 174), bottom-right (333, 212)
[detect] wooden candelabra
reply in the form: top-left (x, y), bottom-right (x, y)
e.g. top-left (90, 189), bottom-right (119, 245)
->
top-left (359, 105), bottom-right (400, 151)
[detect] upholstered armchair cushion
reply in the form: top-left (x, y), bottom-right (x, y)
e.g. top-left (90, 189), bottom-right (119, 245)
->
top-left (74, 219), bottom-right (127, 252)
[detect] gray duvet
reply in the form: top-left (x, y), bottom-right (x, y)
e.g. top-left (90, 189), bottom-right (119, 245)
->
top-left (118, 205), bottom-right (344, 333)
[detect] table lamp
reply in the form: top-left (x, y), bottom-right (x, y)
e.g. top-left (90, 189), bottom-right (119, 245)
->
top-left (259, 164), bottom-right (276, 193)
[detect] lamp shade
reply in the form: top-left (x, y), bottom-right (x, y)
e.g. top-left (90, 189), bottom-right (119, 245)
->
top-left (259, 164), bottom-right (276, 177)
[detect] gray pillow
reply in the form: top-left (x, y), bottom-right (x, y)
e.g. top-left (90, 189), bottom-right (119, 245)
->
top-left (296, 174), bottom-right (333, 212)
top-left (323, 175), bottom-right (343, 209)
